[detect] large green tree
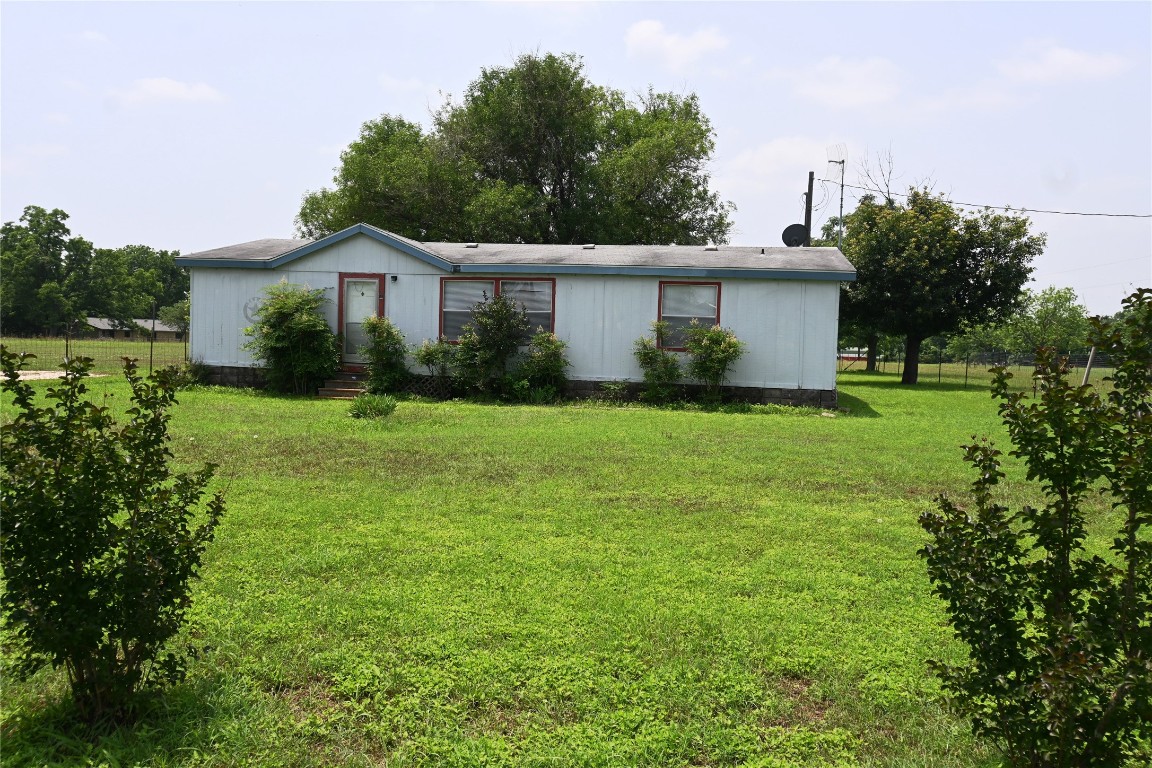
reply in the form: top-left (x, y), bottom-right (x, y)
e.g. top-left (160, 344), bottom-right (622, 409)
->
top-left (947, 286), bottom-right (1092, 362)
top-left (1, 206), bottom-right (188, 335)
top-left (840, 189), bottom-right (1046, 384)
top-left (297, 52), bottom-right (733, 246)
top-left (1, 207), bottom-right (95, 335)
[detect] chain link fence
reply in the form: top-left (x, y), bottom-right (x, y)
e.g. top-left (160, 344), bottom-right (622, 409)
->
top-left (837, 348), bottom-right (1114, 390)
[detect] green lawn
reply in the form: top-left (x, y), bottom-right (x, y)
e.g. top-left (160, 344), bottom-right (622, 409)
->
top-left (0, 371), bottom-right (1127, 767)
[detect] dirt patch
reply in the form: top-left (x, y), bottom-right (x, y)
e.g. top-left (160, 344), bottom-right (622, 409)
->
top-left (764, 674), bottom-right (831, 727)
top-left (14, 370), bottom-right (107, 381)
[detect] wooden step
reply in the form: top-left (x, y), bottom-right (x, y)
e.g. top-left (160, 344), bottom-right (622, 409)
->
top-left (318, 369), bottom-right (368, 399)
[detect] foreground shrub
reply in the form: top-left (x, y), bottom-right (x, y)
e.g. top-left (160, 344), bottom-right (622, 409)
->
top-left (633, 321), bottom-right (681, 403)
top-left (360, 315), bottom-right (409, 393)
top-left (0, 350), bottom-right (225, 724)
top-left (349, 392), bottom-right (398, 419)
top-left (243, 281), bottom-right (339, 394)
top-left (512, 330), bottom-right (570, 402)
top-left (683, 321), bottom-right (745, 397)
top-left (454, 293), bottom-right (529, 394)
top-left (919, 288), bottom-right (1151, 767)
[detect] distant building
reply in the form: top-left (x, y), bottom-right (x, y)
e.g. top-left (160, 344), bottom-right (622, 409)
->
top-left (85, 318), bottom-right (184, 342)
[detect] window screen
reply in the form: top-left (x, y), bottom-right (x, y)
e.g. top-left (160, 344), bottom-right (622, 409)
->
top-left (442, 280), bottom-right (494, 340)
top-left (659, 282), bottom-right (719, 348)
top-left (501, 280), bottom-right (553, 336)
top-left (440, 278), bottom-right (554, 341)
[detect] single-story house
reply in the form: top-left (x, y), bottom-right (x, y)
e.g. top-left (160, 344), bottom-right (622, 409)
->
top-left (85, 317), bottom-right (184, 342)
top-left (175, 223), bottom-right (855, 406)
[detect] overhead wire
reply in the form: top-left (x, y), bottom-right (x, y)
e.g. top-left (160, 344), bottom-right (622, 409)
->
top-left (839, 183), bottom-right (1150, 218)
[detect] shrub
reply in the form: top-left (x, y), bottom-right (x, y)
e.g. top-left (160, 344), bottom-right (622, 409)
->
top-left (919, 288), bottom-right (1152, 767)
top-left (683, 321), bottom-right (745, 397)
top-left (633, 321), bottom-right (681, 403)
top-left (0, 350), bottom-right (225, 724)
top-left (360, 316), bottom-right (409, 394)
top-left (349, 392), bottom-right (398, 419)
top-left (514, 330), bottom-right (570, 398)
top-left (243, 281), bottom-right (339, 394)
top-left (413, 336), bottom-right (456, 391)
top-left (454, 293), bottom-right (529, 394)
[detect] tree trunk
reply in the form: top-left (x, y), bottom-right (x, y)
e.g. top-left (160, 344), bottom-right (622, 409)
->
top-left (865, 332), bottom-right (879, 372)
top-left (902, 335), bottom-right (922, 384)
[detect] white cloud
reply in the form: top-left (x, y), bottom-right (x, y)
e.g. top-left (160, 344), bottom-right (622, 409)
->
top-left (998, 42), bottom-right (1128, 84)
top-left (767, 57), bottom-right (901, 109)
top-left (379, 73), bottom-right (428, 93)
top-left (0, 143), bottom-right (70, 176)
top-left (108, 78), bottom-right (224, 106)
top-left (718, 137), bottom-right (845, 195)
top-left (625, 20), bottom-right (727, 73)
top-left (76, 30), bottom-right (109, 44)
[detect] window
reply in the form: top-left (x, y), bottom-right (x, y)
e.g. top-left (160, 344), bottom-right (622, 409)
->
top-left (658, 281), bottom-right (720, 349)
top-left (440, 278), bottom-right (554, 341)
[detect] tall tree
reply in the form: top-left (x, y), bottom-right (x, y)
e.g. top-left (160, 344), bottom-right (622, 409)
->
top-left (841, 189), bottom-right (1045, 384)
top-left (296, 52), bottom-right (733, 246)
top-left (0, 206), bottom-right (95, 335)
top-left (1, 206), bottom-right (189, 335)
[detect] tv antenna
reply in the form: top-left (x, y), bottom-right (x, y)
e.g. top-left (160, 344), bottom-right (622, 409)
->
top-left (828, 159), bottom-right (846, 249)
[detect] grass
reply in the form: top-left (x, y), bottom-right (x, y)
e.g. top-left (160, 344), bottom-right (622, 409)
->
top-left (0, 369), bottom-right (1132, 767)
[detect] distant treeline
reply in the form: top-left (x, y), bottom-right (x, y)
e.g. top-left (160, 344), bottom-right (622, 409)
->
top-left (1, 206), bottom-right (188, 336)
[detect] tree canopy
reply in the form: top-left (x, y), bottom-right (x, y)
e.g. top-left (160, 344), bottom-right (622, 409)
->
top-left (946, 286), bottom-right (1092, 361)
top-left (297, 52), bottom-right (734, 246)
top-left (1, 206), bottom-right (188, 336)
top-left (840, 189), bottom-right (1046, 383)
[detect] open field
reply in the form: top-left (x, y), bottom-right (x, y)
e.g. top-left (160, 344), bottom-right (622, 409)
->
top-left (0, 370), bottom-right (1136, 767)
top-left (0, 336), bottom-right (188, 374)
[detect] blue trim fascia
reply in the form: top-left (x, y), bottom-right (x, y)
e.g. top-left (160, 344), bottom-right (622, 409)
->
top-left (453, 263), bottom-right (856, 281)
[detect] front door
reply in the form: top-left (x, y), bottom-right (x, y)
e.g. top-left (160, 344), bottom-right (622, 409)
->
top-left (341, 275), bottom-right (384, 365)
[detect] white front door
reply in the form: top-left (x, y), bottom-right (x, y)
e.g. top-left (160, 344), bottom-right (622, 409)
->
top-left (343, 278), bottom-right (380, 364)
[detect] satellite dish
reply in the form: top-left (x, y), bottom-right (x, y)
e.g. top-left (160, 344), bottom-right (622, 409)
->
top-left (782, 224), bottom-right (808, 247)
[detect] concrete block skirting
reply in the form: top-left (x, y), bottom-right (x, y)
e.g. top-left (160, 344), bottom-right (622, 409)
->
top-left (566, 380), bottom-right (838, 408)
top-left (205, 365), bottom-right (266, 388)
top-left (205, 366), bottom-right (836, 408)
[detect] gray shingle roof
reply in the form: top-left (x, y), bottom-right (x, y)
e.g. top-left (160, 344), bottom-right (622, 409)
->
top-left (422, 241), bottom-right (850, 273)
top-left (180, 238), bottom-right (310, 262)
top-left (176, 224), bottom-right (855, 280)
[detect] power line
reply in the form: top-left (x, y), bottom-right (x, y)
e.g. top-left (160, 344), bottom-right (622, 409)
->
top-left (840, 183), bottom-right (1152, 218)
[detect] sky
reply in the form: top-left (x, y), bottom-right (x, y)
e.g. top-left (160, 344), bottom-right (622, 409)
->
top-left (2, 1), bottom-right (1149, 316)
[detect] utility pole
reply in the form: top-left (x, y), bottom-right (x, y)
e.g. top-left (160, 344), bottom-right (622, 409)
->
top-left (803, 171), bottom-right (814, 246)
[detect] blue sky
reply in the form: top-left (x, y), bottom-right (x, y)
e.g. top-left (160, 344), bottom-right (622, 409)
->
top-left (2, 1), bottom-right (1149, 315)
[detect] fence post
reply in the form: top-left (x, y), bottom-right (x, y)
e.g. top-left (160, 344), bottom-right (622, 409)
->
top-left (149, 301), bottom-right (156, 373)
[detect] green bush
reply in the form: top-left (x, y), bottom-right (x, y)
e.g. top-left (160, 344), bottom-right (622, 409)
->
top-left (360, 316), bottom-right (409, 394)
top-left (633, 321), bottom-right (681, 403)
top-left (683, 321), bottom-right (745, 397)
top-left (243, 281), bottom-right (339, 394)
top-left (513, 330), bottom-right (570, 401)
top-left (454, 293), bottom-right (529, 395)
top-left (0, 349), bottom-right (225, 724)
top-left (348, 392), bottom-right (398, 419)
top-left (919, 288), bottom-right (1152, 767)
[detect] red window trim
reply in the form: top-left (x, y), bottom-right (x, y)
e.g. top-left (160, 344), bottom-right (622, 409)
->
top-left (338, 272), bottom-right (387, 340)
top-left (656, 280), bottom-right (722, 351)
top-left (438, 276), bottom-right (556, 341)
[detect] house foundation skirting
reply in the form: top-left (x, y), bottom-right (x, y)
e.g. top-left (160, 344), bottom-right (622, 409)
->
top-left (565, 380), bottom-right (838, 408)
top-left (203, 365), bottom-right (836, 408)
